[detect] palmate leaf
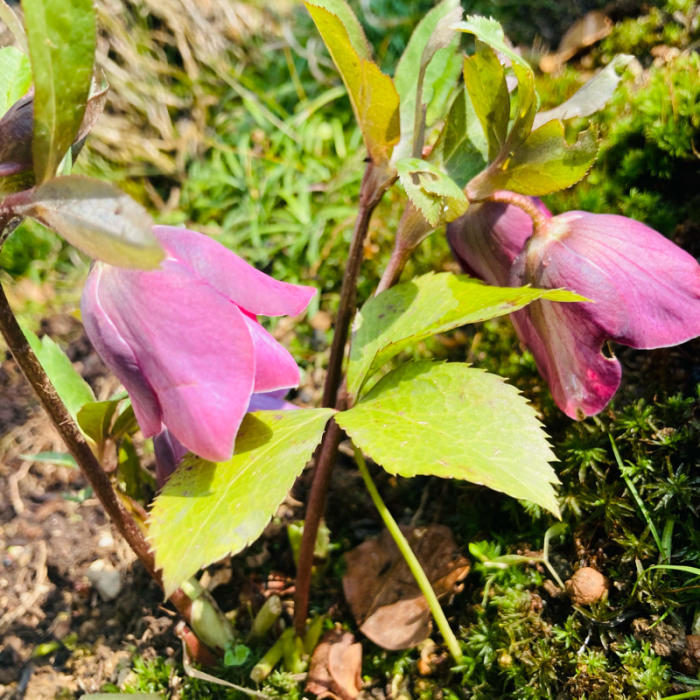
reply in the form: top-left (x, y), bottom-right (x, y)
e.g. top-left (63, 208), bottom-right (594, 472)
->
top-left (21, 0), bottom-right (96, 183)
top-left (305, 0), bottom-right (399, 167)
top-left (347, 271), bottom-right (583, 398)
top-left (150, 408), bottom-right (334, 597)
top-left (14, 175), bottom-right (164, 268)
top-left (336, 362), bottom-right (560, 515)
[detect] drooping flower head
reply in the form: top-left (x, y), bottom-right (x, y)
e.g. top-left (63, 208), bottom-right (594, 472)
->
top-left (448, 196), bottom-right (700, 419)
top-left (81, 226), bottom-right (315, 461)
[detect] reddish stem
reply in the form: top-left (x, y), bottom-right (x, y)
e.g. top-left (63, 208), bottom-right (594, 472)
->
top-left (293, 162), bottom-right (394, 634)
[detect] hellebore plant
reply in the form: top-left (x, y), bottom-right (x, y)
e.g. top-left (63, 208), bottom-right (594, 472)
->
top-left (448, 194), bottom-right (700, 418)
top-left (81, 225), bottom-right (315, 462)
top-left (1, 0), bottom-right (700, 684)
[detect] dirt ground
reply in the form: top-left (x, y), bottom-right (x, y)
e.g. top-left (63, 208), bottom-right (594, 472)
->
top-left (0, 316), bottom-right (182, 699)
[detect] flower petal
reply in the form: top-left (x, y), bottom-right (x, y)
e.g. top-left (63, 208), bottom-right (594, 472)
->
top-left (243, 315), bottom-right (301, 393)
top-left (447, 194), bottom-right (550, 286)
top-left (89, 259), bottom-right (256, 461)
top-left (510, 212), bottom-right (700, 417)
top-left (153, 225), bottom-right (316, 317)
top-left (81, 264), bottom-right (162, 436)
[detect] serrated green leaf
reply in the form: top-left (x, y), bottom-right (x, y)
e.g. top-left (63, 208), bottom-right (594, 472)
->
top-left (22, 0), bottom-right (96, 183)
top-left (0, 47), bottom-right (31, 117)
top-left (453, 15), bottom-right (529, 71)
top-left (392, 0), bottom-right (461, 161)
top-left (305, 1), bottom-right (399, 166)
top-left (22, 325), bottom-right (94, 417)
top-left (77, 399), bottom-right (120, 444)
top-left (469, 122), bottom-right (597, 198)
top-left (336, 362), bottom-right (559, 515)
top-left (396, 158), bottom-right (468, 228)
top-left (150, 408), bottom-right (334, 596)
top-left (305, 0), bottom-right (370, 59)
top-left (533, 54), bottom-right (633, 129)
top-left (16, 175), bottom-right (164, 268)
top-left (433, 87), bottom-right (487, 187)
top-left (347, 272), bottom-right (584, 398)
top-left (463, 42), bottom-right (509, 160)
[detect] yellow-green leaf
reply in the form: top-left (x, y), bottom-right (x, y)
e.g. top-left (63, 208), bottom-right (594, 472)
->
top-left (305, 1), bottom-right (399, 166)
top-left (337, 362), bottom-right (560, 515)
top-left (150, 408), bottom-right (334, 597)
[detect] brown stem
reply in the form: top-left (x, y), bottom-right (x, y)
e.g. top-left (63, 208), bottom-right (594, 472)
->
top-left (321, 163), bottom-right (393, 408)
top-left (294, 162), bottom-right (394, 635)
top-left (0, 277), bottom-right (196, 634)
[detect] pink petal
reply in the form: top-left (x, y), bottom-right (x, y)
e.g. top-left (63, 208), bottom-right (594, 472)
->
top-left (152, 226), bottom-right (316, 317)
top-left (89, 259), bottom-right (256, 461)
top-left (510, 212), bottom-right (700, 418)
top-left (81, 264), bottom-right (162, 437)
top-left (447, 194), bottom-right (550, 286)
top-left (243, 315), bottom-right (301, 393)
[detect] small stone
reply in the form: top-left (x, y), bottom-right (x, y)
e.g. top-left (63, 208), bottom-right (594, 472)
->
top-left (86, 560), bottom-right (122, 601)
top-left (565, 567), bottom-right (608, 605)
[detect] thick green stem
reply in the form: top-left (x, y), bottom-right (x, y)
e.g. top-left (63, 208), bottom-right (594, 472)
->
top-left (353, 446), bottom-right (463, 664)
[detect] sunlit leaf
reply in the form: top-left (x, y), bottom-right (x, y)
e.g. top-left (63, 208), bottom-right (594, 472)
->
top-left (15, 175), bottom-right (164, 268)
top-left (77, 399), bottom-right (120, 444)
top-left (392, 0), bottom-right (462, 161)
top-left (433, 87), bottom-right (487, 187)
top-left (150, 408), bottom-right (334, 596)
top-left (463, 42), bottom-right (509, 160)
top-left (337, 362), bottom-right (560, 515)
top-left (533, 55), bottom-right (633, 128)
top-left (396, 158), bottom-right (468, 228)
top-left (22, 0), bottom-right (96, 183)
top-left (0, 47), bottom-right (31, 117)
top-left (452, 15), bottom-right (529, 71)
top-left (22, 325), bottom-right (94, 417)
top-left (468, 122), bottom-right (597, 198)
top-left (305, 1), bottom-right (399, 166)
top-left (347, 271), bottom-right (584, 398)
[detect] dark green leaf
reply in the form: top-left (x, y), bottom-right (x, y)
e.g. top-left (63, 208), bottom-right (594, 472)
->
top-left (150, 408), bottom-right (335, 596)
top-left (22, 0), bottom-right (96, 182)
top-left (337, 362), bottom-right (560, 515)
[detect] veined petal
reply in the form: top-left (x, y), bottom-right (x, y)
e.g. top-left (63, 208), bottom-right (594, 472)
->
top-left (81, 264), bottom-right (162, 436)
top-left (153, 225), bottom-right (316, 317)
top-left (243, 315), bottom-right (301, 394)
top-left (92, 258), bottom-right (256, 461)
top-left (447, 195), bottom-right (550, 286)
top-left (510, 211), bottom-right (700, 418)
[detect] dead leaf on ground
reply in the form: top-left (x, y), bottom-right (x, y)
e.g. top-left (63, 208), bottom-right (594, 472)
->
top-left (343, 525), bottom-right (470, 650)
top-left (540, 11), bottom-right (612, 73)
top-left (306, 627), bottom-right (363, 700)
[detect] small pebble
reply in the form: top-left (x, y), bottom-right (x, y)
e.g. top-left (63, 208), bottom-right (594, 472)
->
top-left (565, 566), bottom-right (608, 605)
top-left (86, 560), bottom-right (122, 601)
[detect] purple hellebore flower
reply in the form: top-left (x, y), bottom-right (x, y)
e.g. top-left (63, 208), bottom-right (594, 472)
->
top-left (447, 197), bottom-right (700, 419)
top-left (81, 225), bottom-right (315, 462)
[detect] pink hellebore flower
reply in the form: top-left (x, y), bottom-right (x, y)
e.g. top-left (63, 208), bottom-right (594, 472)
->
top-left (447, 198), bottom-right (700, 419)
top-left (81, 226), bottom-right (315, 462)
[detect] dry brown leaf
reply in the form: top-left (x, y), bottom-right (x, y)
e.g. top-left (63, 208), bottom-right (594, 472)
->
top-left (343, 525), bottom-right (469, 650)
top-left (306, 627), bottom-right (363, 700)
top-left (540, 11), bottom-right (612, 73)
